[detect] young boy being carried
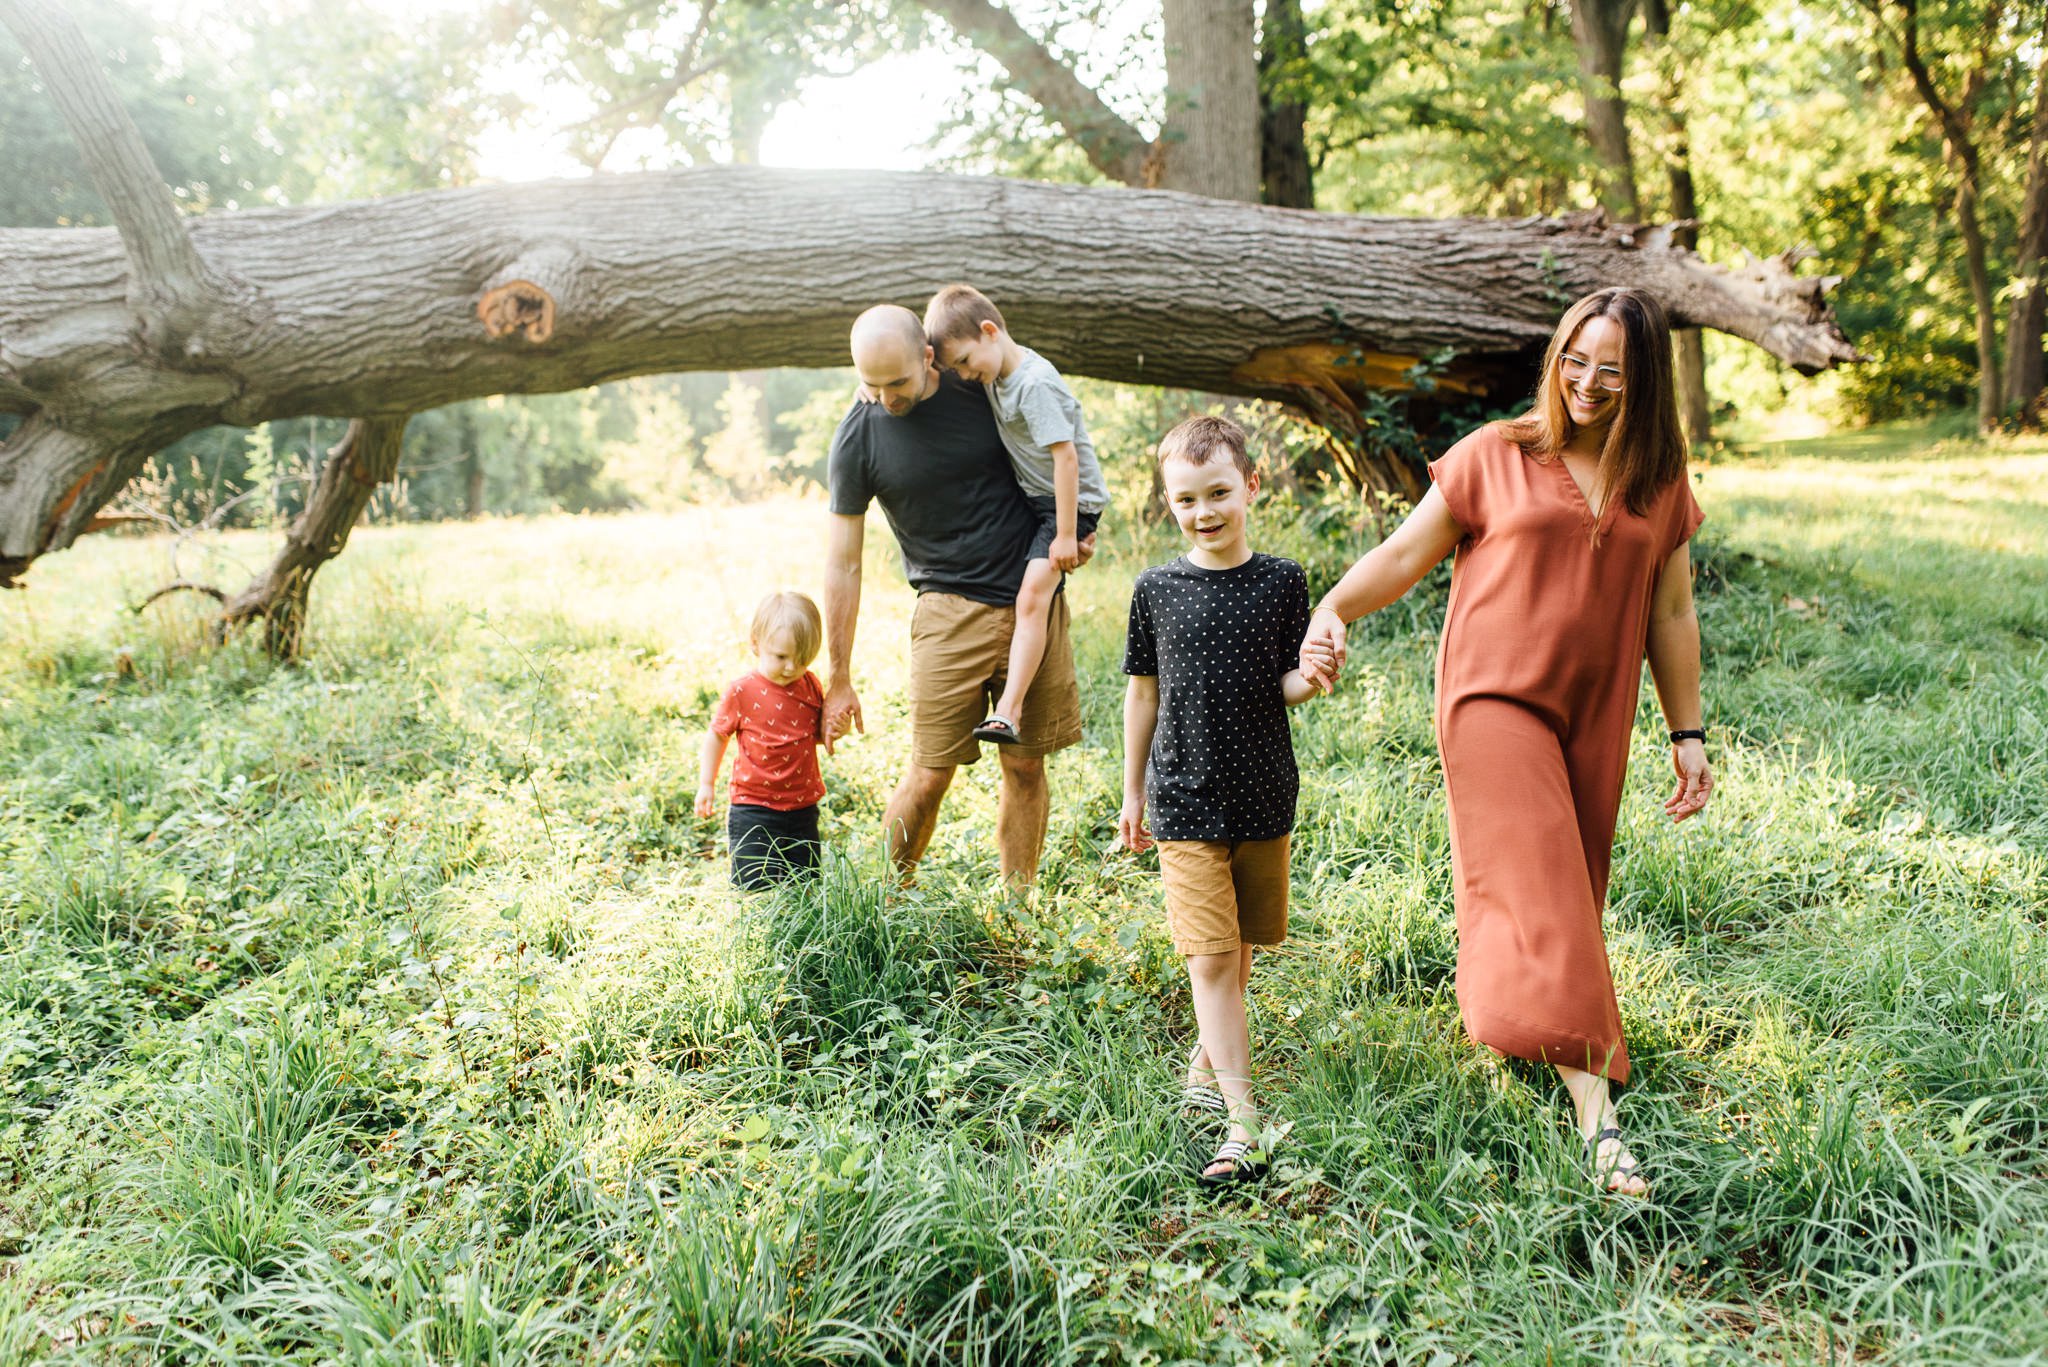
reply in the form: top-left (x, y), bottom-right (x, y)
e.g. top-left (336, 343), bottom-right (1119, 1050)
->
top-left (924, 284), bottom-right (1109, 746)
top-left (1117, 415), bottom-right (1335, 1187)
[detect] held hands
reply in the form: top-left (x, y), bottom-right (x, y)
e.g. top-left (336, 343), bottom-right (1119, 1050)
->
top-left (1665, 740), bottom-right (1712, 822)
top-left (693, 786), bottom-right (716, 820)
top-left (1117, 796), bottom-right (1154, 853)
top-left (822, 678), bottom-right (863, 755)
top-left (1297, 638), bottom-right (1340, 696)
top-left (1049, 533), bottom-right (1082, 573)
top-left (1299, 608), bottom-right (1348, 693)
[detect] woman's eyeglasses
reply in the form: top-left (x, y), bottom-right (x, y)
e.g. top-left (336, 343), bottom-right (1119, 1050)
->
top-left (1559, 352), bottom-right (1625, 392)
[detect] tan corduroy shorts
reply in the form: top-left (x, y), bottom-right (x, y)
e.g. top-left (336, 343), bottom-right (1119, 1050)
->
top-left (1157, 835), bottom-right (1292, 956)
top-left (908, 591), bottom-right (1083, 768)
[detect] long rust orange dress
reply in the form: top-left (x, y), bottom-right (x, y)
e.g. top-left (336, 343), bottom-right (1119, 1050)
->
top-left (1427, 424), bottom-right (1703, 1084)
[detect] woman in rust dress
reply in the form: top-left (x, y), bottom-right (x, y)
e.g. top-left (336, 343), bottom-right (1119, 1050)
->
top-left (1300, 288), bottom-right (1712, 1195)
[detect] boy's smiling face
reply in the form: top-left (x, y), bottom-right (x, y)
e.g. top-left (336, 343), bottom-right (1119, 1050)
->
top-left (934, 321), bottom-right (1007, 387)
top-left (1161, 452), bottom-right (1259, 569)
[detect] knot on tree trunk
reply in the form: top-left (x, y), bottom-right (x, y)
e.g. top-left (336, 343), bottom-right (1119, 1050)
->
top-left (477, 244), bottom-right (581, 344)
top-left (478, 280), bottom-right (557, 343)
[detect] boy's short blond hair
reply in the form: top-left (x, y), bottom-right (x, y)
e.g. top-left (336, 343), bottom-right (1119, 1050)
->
top-left (924, 284), bottom-right (1007, 345)
top-left (751, 591), bottom-right (823, 666)
top-left (1157, 414), bottom-right (1256, 480)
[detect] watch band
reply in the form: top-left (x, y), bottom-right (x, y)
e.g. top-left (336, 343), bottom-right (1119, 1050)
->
top-left (1668, 728), bottom-right (1706, 744)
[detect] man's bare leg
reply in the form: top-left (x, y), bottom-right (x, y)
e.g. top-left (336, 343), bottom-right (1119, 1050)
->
top-left (883, 763), bottom-right (954, 881)
top-left (995, 750), bottom-right (1049, 888)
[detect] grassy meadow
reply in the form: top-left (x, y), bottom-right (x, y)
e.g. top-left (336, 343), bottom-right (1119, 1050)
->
top-left (0, 417), bottom-right (2044, 1364)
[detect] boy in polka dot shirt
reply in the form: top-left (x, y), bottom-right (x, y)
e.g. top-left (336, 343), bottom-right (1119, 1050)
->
top-left (1117, 415), bottom-right (1336, 1187)
top-left (696, 591), bottom-right (829, 890)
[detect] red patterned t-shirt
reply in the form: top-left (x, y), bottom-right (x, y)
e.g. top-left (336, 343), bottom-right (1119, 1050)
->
top-left (712, 670), bottom-right (825, 810)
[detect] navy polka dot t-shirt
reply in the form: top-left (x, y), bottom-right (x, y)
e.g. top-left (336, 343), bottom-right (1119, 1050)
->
top-left (1122, 553), bottom-right (1310, 841)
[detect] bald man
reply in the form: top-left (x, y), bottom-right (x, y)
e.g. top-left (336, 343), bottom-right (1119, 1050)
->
top-left (822, 305), bottom-right (1088, 886)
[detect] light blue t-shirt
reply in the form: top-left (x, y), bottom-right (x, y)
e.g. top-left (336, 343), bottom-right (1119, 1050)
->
top-left (989, 347), bottom-right (1109, 514)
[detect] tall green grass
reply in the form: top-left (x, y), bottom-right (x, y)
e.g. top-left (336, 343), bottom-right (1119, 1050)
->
top-left (0, 427), bottom-right (2043, 1362)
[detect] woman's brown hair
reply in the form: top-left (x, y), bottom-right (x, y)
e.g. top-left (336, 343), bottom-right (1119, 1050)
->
top-left (1499, 287), bottom-right (1687, 518)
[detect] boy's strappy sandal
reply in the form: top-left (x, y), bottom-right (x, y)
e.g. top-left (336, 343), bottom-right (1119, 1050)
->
top-left (972, 715), bottom-right (1023, 745)
top-left (1180, 1084), bottom-right (1227, 1126)
top-left (1584, 1127), bottom-right (1646, 1195)
top-left (1197, 1137), bottom-right (1271, 1188)
top-left (1178, 1044), bottom-right (1226, 1127)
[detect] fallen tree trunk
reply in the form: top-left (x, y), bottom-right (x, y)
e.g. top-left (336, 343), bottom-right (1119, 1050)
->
top-left (2, 166), bottom-right (1859, 588)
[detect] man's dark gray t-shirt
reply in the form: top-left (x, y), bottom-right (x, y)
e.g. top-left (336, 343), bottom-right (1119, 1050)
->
top-left (827, 372), bottom-right (1040, 607)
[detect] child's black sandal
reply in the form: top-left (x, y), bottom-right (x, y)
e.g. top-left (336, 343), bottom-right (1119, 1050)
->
top-left (1197, 1138), bottom-right (1269, 1188)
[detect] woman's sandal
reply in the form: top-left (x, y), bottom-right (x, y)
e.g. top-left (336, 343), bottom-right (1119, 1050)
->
top-left (1197, 1137), bottom-right (1272, 1188)
top-left (1584, 1126), bottom-right (1647, 1195)
top-left (972, 715), bottom-right (1023, 745)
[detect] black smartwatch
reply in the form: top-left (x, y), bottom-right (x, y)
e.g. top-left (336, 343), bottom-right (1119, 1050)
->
top-left (1668, 728), bottom-right (1706, 745)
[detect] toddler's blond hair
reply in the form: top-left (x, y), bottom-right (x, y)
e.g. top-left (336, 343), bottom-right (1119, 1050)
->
top-left (751, 591), bottom-right (822, 666)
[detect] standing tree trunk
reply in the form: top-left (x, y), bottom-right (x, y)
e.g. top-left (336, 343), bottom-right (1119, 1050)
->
top-left (1569, 0), bottom-right (1641, 221)
top-left (1872, 0), bottom-right (2001, 428)
top-left (1158, 0), bottom-right (1260, 201)
top-left (2003, 28), bottom-right (2048, 419)
top-left (1258, 0), bottom-right (1315, 209)
top-left (1641, 0), bottom-right (1709, 443)
top-left (1952, 163), bottom-right (2002, 429)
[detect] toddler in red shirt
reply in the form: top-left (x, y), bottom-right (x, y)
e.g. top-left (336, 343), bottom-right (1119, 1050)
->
top-left (695, 591), bottom-right (828, 889)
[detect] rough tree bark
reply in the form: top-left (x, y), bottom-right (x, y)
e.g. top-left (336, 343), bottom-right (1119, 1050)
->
top-left (1158, 0), bottom-right (1260, 201)
top-left (1641, 0), bottom-right (1710, 444)
top-left (1569, 0), bottom-right (1641, 222)
top-left (1258, 0), bottom-right (1315, 209)
top-left (3, 164), bottom-right (1861, 572)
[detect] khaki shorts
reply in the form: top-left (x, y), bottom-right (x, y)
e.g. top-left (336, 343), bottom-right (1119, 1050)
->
top-left (1158, 835), bottom-right (1291, 956)
top-left (909, 591), bottom-right (1083, 768)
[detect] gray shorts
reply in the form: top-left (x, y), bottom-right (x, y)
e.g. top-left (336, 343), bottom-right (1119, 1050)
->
top-left (1024, 495), bottom-right (1103, 561)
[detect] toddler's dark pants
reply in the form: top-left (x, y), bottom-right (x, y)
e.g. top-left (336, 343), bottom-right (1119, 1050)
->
top-left (728, 802), bottom-right (821, 890)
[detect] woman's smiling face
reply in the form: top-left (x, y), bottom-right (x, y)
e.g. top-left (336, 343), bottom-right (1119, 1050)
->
top-left (1560, 314), bottom-right (1626, 435)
